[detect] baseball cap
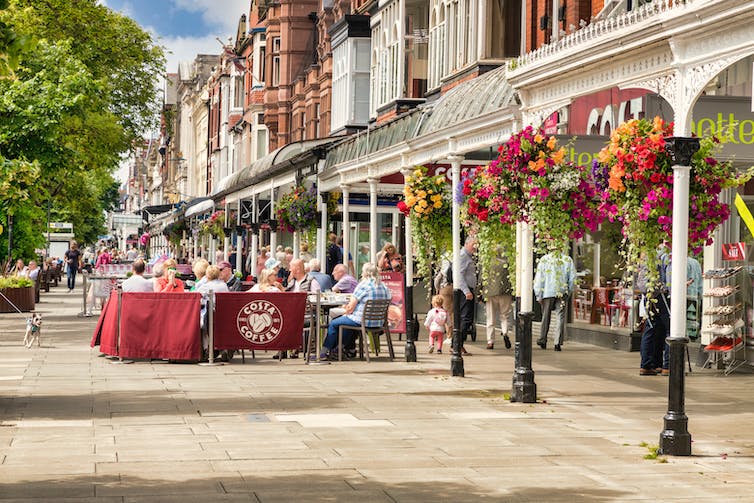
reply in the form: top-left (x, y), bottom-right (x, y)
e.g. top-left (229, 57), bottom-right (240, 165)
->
top-left (265, 258), bottom-right (281, 269)
top-left (217, 261), bottom-right (233, 270)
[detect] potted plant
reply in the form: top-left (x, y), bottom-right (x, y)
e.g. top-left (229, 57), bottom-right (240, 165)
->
top-left (0, 275), bottom-right (35, 313)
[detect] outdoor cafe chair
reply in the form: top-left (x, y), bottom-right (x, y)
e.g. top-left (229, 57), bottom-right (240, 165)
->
top-left (337, 298), bottom-right (393, 362)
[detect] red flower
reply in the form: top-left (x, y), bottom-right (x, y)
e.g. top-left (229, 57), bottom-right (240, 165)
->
top-left (397, 200), bottom-right (410, 216)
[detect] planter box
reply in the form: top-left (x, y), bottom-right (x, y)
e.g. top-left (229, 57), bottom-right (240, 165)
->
top-left (0, 286), bottom-right (35, 313)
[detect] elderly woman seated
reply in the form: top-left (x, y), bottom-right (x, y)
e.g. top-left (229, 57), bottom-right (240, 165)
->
top-left (153, 259), bottom-right (185, 293)
top-left (320, 263), bottom-right (391, 360)
top-left (250, 268), bottom-right (284, 292)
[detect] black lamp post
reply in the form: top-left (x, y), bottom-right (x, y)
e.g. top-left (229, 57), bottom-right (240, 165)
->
top-left (658, 136), bottom-right (699, 457)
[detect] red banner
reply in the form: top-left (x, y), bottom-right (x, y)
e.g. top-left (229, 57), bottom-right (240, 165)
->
top-left (723, 242), bottom-right (746, 261)
top-left (91, 292), bottom-right (202, 360)
top-left (118, 292), bottom-right (201, 360)
top-left (380, 271), bottom-right (406, 334)
top-left (91, 292), bottom-right (118, 355)
top-left (212, 292), bottom-right (307, 351)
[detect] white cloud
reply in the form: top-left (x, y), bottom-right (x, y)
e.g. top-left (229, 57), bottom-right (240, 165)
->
top-left (159, 33), bottom-right (222, 74)
top-left (172, 0), bottom-right (249, 32)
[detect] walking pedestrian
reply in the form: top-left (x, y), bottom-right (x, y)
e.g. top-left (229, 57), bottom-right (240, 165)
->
top-left (425, 295), bottom-right (450, 354)
top-left (484, 252), bottom-right (513, 350)
top-left (534, 250), bottom-right (575, 351)
top-left (64, 241), bottom-right (82, 292)
top-left (457, 236), bottom-right (477, 355)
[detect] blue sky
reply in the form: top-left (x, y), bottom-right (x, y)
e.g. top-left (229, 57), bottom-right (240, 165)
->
top-left (102, 0), bottom-right (248, 73)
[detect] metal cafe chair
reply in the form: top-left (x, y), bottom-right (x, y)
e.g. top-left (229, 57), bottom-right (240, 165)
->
top-left (337, 298), bottom-right (394, 362)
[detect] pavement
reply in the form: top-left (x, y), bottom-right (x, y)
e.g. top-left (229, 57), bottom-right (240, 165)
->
top-left (2, 282), bottom-right (754, 501)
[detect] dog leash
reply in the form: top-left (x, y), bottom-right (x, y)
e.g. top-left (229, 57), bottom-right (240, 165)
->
top-left (0, 290), bottom-right (32, 321)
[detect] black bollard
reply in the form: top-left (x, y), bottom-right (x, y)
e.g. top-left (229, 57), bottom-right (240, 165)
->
top-left (659, 336), bottom-right (692, 455)
top-left (450, 288), bottom-right (465, 377)
top-left (511, 311), bottom-right (536, 403)
top-left (404, 282), bottom-right (417, 362)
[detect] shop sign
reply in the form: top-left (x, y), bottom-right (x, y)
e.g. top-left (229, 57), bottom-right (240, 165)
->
top-left (722, 242), bottom-right (746, 261)
top-left (380, 271), bottom-right (406, 334)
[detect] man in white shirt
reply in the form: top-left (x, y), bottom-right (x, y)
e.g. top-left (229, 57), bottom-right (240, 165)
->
top-left (285, 259), bottom-right (312, 293)
top-left (121, 260), bottom-right (154, 293)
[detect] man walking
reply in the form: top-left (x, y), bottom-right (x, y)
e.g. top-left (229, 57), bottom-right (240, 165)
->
top-left (484, 252), bottom-right (513, 350)
top-left (458, 236), bottom-right (478, 354)
top-left (64, 241), bottom-right (82, 292)
top-left (534, 250), bottom-right (575, 351)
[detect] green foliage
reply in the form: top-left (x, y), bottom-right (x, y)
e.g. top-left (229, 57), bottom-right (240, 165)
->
top-left (0, 275), bottom-right (33, 288)
top-left (0, 1), bottom-right (165, 258)
top-left (401, 167), bottom-right (452, 281)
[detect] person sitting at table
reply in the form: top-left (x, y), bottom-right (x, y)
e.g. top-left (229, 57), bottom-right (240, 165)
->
top-left (26, 260), bottom-right (40, 281)
top-left (122, 259), bottom-right (154, 293)
top-left (308, 258), bottom-right (333, 292)
top-left (285, 258), bottom-right (312, 292)
top-left (195, 265), bottom-right (229, 295)
top-left (331, 264), bottom-right (357, 294)
top-left (153, 258), bottom-right (185, 292)
top-left (250, 268), bottom-right (284, 292)
top-left (320, 262), bottom-right (391, 360)
top-left (190, 258), bottom-right (210, 291)
top-left (218, 260), bottom-right (242, 291)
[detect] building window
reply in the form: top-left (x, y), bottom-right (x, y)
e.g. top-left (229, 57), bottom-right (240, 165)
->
top-left (258, 46), bottom-right (266, 87)
top-left (233, 76), bottom-right (244, 108)
top-left (300, 111), bottom-right (306, 140)
top-left (272, 56), bottom-right (280, 86)
top-left (271, 37), bottom-right (281, 87)
top-left (314, 103), bottom-right (320, 137)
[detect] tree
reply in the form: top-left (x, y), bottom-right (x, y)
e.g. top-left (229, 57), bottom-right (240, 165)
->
top-left (0, 1), bottom-right (165, 255)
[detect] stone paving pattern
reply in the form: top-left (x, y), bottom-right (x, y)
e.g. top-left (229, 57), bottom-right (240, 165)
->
top-left (2, 283), bottom-right (754, 501)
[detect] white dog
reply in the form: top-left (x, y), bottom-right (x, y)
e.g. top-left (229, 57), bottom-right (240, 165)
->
top-left (23, 312), bottom-right (42, 348)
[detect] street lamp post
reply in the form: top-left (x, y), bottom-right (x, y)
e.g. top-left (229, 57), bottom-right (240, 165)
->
top-left (449, 156), bottom-right (464, 377)
top-left (659, 136), bottom-right (699, 456)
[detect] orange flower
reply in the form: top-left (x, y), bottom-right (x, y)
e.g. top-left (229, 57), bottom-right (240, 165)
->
top-left (653, 116), bottom-right (664, 132)
top-left (547, 136), bottom-right (557, 150)
top-left (534, 133), bottom-right (543, 144)
top-left (551, 147), bottom-right (565, 165)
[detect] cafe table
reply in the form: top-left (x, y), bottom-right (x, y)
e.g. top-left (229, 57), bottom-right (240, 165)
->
top-left (306, 292), bottom-right (352, 364)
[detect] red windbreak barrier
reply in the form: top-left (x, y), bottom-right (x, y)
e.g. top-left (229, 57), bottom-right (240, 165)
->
top-left (91, 292), bottom-right (118, 355)
top-left (213, 292), bottom-right (306, 351)
top-left (117, 292), bottom-right (201, 360)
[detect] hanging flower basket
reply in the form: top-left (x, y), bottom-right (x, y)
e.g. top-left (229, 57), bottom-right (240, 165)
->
top-left (199, 210), bottom-right (225, 239)
top-left (461, 126), bottom-right (608, 291)
top-left (277, 185), bottom-right (318, 242)
top-left (595, 116), bottom-right (752, 289)
top-left (400, 166), bottom-right (452, 279)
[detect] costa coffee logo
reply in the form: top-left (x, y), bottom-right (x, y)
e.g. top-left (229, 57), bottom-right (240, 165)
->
top-left (236, 300), bottom-right (284, 344)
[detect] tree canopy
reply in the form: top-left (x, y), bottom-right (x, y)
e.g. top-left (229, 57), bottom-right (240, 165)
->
top-left (0, 0), bottom-right (165, 259)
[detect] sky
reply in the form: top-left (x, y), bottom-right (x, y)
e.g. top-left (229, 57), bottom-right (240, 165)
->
top-left (101, 0), bottom-right (249, 74)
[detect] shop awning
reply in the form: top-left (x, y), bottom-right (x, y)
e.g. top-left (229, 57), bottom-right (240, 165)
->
top-left (141, 204), bottom-right (177, 222)
top-left (213, 138), bottom-right (336, 199)
top-left (184, 198), bottom-right (215, 218)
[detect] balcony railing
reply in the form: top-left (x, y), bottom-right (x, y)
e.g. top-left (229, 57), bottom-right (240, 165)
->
top-left (508, 0), bottom-right (697, 73)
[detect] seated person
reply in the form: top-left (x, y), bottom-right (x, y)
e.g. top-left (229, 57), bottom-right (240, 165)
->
top-left (26, 260), bottom-right (40, 281)
top-left (320, 263), bottom-right (391, 359)
top-left (307, 258), bottom-right (333, 292)
top-left (250, 268), bottom-right (284, 292)
top-left (122, 259), bottom-right (154, 292)
top-left (331, 264), bottom-right (357, 294)
top-left (153, 259), bottom-right (185, 292)
top-left (190, 258), bottom-right (210, 291)
top-left (218, 260), bottom-right (242, 291)
top-left (285, 258), bottom-right (312, 292)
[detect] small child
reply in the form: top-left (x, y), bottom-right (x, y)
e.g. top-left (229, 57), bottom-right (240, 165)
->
top-left (424, 295), bottom-right (450, 354)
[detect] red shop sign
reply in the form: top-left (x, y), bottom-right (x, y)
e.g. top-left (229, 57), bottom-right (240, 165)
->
top-left (722, 242), bottom-right (746, 261)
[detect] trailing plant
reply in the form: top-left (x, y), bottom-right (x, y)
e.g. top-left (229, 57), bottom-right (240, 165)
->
top-left (399, 166), bottom-right (452, 281)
